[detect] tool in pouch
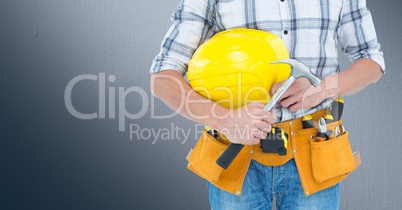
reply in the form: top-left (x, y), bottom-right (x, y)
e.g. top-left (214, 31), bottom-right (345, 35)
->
top-left (334, 125), bottom-right (346, 137)
top-left (216, 59), bottom-right (322, 169)
top-left (302, 114), bottom-right (314, 129)
top-left (331, 98), bottom-right (346, 138)
top-left (323, 114), bottom-right (334, 124)
top-left (204, 125), bottom-right (219, 140)
top-left (330, 98), bottom-right (344, 121)
top-left (315, 117), bottom-right (333, 142)
top-left (312, 98), bottom-right (345, 141)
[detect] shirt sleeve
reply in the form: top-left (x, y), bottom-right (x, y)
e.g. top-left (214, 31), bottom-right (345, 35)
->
top-left (337, 0), bottom-right (385, 72)
top-left (150, 0), bottom-right (216, 75)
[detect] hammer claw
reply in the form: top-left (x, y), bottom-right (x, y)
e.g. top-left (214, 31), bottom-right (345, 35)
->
top-left (270, 59), bottom-right (322, 87)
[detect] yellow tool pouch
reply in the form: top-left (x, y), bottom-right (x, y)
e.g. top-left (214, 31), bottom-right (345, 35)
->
top-left (292, 119), bottom-right (359, 196)
top-left (310, 131), bottom-right (355, 182)
top-left (186, 129), bottom-right (253, 195)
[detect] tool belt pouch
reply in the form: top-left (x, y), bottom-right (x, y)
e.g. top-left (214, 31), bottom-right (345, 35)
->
top-left (186, 129), bottom-right (225, 182)
top-left (294, 120), bottom-right (360, 196)
top-left (187, 129), bottom-right (253, 194)
top-left (310, 130), bottom-right (355, 183)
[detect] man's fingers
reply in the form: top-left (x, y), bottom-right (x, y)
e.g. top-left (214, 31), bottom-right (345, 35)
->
top-left (262, 113), bottom-right (276, 124)
top-left (250, 128), bottom-right (267, 140)
top-left (280, 94), bottom-right (299, 108)
top-left (270, 81), bottom-right (284, 96)
top-left (248, 102), bottom-right (265, 109)
top-left (257, 121), bottom-right (272, 133)
top-left (250, 110), bottom-right (277, 123)
top-left (246, 102), bottom-right (266, 117)
top-left (238, 135), bottom-right (262, 145)
top-left (250, 108), bottom-right (270, 117)
top-left (249, 108), bottom-right (265, 116)
top-left (278, 84), bottom-right (297, 102)
top-left (248, 137), bottom-right (261, 145)
top-left (288, 102), bottom-right (302, 112)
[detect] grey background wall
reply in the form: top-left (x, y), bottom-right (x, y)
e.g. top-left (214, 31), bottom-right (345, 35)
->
top-left (1, 0), bottom-right (401, 209)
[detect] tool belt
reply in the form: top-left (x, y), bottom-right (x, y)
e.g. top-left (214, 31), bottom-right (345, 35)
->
top-left (186, 109), bottom-right (361, 196)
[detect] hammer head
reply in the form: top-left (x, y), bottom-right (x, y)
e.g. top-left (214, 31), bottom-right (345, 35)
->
top-left (271, 59), bottom-right (322, 87)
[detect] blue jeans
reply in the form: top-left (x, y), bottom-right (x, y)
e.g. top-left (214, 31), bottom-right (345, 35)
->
top-left (207, 159), bottom-right (340, 210)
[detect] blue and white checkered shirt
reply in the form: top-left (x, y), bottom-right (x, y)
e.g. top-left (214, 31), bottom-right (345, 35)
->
top-left (150, 0), bottom-right (385, 121)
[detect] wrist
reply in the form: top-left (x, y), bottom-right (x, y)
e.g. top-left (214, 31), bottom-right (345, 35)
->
top-left (320, 75), bottom-right (340, 99)
top-left (204, 105), bottom-right (229, 131)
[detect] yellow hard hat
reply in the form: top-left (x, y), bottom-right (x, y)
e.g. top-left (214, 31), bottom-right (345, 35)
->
top-left (188, 28), bottom-right (290, 109)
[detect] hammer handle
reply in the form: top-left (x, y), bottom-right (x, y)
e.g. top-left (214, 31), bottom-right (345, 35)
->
top-left (216, 144), bottom-right (244, 169)
top-left (263, 77), bottom-right (295, 111)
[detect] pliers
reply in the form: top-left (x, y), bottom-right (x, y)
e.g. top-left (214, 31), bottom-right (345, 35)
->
top-left (334, 125), bottom-right (346, 138)
top-left (315, 117), bottom-right (333, 142)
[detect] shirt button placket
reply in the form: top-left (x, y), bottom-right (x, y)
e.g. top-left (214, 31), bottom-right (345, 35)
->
top-left (278, 0), bottom-right (290, 46)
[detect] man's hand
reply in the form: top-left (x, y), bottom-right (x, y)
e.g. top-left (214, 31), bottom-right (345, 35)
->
top-left (218, 102), bottom-right (277, 145)
top-left (270, 78), bottom-right (334, 112)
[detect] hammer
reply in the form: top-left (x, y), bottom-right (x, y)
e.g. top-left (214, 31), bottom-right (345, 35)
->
top-left (216, 59), bottom-right (322, 169)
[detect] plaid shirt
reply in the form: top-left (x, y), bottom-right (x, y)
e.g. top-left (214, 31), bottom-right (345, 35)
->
top-left (150, 0), bottom-right (385, 121)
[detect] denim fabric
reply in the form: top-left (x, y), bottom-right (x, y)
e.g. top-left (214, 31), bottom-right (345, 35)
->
top-left (207, 159), bottom-right (340, 210)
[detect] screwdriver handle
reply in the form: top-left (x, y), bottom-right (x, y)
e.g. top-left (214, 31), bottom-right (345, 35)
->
top-left (324, 114), bottom-right (334, 124)
top-left (302, 114), bottom-right (314, 128)
top-left (216, 144), bottom-right (244, 169)
top-left (331, 98), bottom-right (344, 121)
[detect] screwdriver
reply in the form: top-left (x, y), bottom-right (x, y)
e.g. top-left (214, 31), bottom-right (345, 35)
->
top-left (331, 98), bottom-right (344, 121)
top-left (302, 114), bottom-right (314, 129)
top-left (324, 114), bottom-right (334, 124)
top-left (205, 125), bottom-right (219, 140)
